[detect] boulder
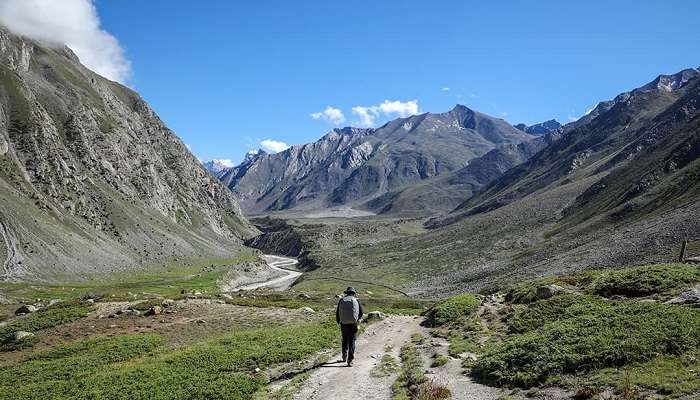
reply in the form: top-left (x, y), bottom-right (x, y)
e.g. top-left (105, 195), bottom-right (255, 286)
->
top-left (11, 331), bottom-right (35, 342)
top-left (301, 307), bottom-right (315, 314)
top-left (536, 284), bottom-right (565, 300)
top-left (48, 299), bottom-right (62, 307)
top-left (161, 299), bottom-right (175, 308)
top-left (298, 293), bottom-right (311, 300)
top-left (665, 285), bottom-right (700, 307)
top-left (366, 311), bottom-right (386, 321)
top-left (145, 306), bottom-right (163, 316)
top-left (15, 305), bottom-right (38, 315)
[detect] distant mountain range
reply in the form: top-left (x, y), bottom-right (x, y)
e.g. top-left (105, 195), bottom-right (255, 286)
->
top-left (219, 105), bottom-right (540, 215)
top-left (0, 26), bottom-right (255, 280)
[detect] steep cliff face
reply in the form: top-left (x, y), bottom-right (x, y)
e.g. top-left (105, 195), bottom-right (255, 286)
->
top-left (222, 106), bottom-right (534, 214)
top-left (0, 27), bottom-right (256, 281)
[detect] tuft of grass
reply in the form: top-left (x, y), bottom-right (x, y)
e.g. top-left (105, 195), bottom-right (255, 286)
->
top-left (392, 343), bottom-right (451, 400)
top-left (424, 293), bottom-right (480, 327)
top-left (506, 294), bottom-right (606, 334)
top-left (371, 354), bottom-right (400, 377)
top-left (586, 263), bottom-right (700, 298)
top-left (0, 301), bottom-right (93, 352)
top-left (0, 320), bottom-right (339, 400)
top-left (473, 298), bottom-right (700, 388)
top-left (430, 354), bottom-right (449, 368)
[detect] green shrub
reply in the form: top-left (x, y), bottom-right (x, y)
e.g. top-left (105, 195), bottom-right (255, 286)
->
top-left (430, 354), bottom-right (449, 367)
top-left (425, 293), bottom-right (480, 327)
top-left (507, 294), bottom-right (607, 334)
top-left (473, 299), bottom-right (700, 387)
top-left (0, 320), bottom-right (339, 400)
top-left (0, 302), bottom-right (93, 351)
top-left (588, 264), bottom-right (700, 297)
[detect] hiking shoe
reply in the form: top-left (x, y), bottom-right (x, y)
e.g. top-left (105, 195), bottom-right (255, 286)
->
top-left (347, 360), bottom-right (353, 367)
top-left (342, 354), bottom-right (347, 362)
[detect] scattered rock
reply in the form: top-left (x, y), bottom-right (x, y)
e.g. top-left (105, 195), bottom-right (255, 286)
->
top-left (665, 285), bottom-right (700, 307)
top-left (127, 310), bottom-right (141, 316)
top-left (145, 306), bottom-right (163, 316)
top-left (15, 305), bottom-right (38, 315)
top-left (536, 284), bottom-right (565, 300)
top-left (301, 307), bottom-right (315, 314)
top-left (11, 331), bottom-right (34, 342)
top-left (48, 299), bottom-right (62, 307)
top-left (220, 294), bottom-right (233, 300)
top-left (366, 311), bottom-right (386, 321)
top-left (299, 293), bottom-right (311, 300)
top-left (86, 299), bottom-right (95, 304)
top-left (161, 299), bottom-right (175, 308)
top-left (108, 324), bottom-right (118, 329)
top-left (196, 319), bottom-right (207, 324)
top-left (193, 291), bottom-right (202, 296)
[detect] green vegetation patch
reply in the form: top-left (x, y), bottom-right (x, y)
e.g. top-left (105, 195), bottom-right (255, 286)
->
top-left (424, 293), bottom-right (480, 327)
top-left (392, 343), bottom-right (450, 400)
top-left (586, 263), bottom-right (700, 298)
top-left (0, 302), bottom-right (93, 352)
top-left (0, 320), bottom-right (339, 400)
top-left (430, 354), bottom-right (449, 368)
top-left (473, 297), bottom-right (700, 388)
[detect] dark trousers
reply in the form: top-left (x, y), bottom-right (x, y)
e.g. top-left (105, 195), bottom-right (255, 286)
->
top-left (340, 323), bottom-right (358, 361)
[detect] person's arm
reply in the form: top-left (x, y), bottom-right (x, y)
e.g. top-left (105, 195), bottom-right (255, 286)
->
top-left (357, 299), bottom-right (364, 321)
top-left (336, 301), bottom-right (340, 324)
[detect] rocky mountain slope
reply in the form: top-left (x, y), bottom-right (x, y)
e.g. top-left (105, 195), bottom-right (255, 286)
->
top-left (221, 106), bottom-right (534, 215)
top-left (513, 119), bottom-right (561, 135)
top-left (0, 26), bottom-right (256, 281)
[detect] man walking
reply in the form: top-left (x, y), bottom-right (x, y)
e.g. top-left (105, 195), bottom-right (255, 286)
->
top-left (336, 286), bottom-right (363, 366)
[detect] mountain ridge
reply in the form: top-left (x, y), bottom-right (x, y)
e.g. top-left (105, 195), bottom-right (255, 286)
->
top-left (0, 26), bottom-right (256, 281)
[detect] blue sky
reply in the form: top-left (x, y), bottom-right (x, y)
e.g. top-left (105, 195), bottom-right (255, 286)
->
top-left (91, 0), bottom-right (700, 164)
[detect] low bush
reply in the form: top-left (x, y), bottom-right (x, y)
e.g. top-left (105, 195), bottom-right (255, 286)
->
top-left (587, 264), bottom-right (700, 298)
top-left (473, 299), bottom-right (700, 387)
top-left (424, 293), bottom-right (480, 327)
top-left (0, 301), bottom-right (93, 352)
top-left (0, 320), bottom-right (339, 400)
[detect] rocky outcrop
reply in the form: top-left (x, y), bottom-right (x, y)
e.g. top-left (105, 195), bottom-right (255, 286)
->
top-left (0, 26), bottom-right (256, 281)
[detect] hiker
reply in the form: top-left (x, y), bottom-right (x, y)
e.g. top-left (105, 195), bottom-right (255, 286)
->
top-left (336, 286), bottom-right (364, 366)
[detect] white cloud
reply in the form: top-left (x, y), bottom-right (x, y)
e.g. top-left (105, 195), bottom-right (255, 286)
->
top-left (310, 106), bottom-right (345, 125)
top-left (260, 139), bottom-right (290, 153)
top-left (441, 87), bottom-right (450, 91)
top-left (0, 0), bottom-right (131, 83)
top-left (211, 159), bottom-right (235, 168)
top-left (351, 100), bottom-right (420, 127)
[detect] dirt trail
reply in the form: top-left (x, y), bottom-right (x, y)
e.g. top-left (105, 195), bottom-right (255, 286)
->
top-left (293, 316), bottom-right (503, 400)
top-left (294, 316), bottom-right (421, 400)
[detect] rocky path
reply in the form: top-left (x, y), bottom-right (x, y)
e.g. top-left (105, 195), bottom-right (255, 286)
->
top-left (294, 316), bottom-right (421, 400)
top-left (292, 315), bottom-right (503, 400)
top-left (233, 255), bottom-right (302, 291)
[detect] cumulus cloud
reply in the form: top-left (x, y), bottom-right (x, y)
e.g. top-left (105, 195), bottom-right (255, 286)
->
top-left (260, 139), bottom-right (290, 153)
top-left (441, 87), bottom-right (450, 91)
top-left (310, 106), bottom-right (345, 125)
top-left (351, 100), bottom-right (420, 127)
top-left (212, 159), bottom-right (235, 168)
top-left (0, 0), bottom-right (131, 83)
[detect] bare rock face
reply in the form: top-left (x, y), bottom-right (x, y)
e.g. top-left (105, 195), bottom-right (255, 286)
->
top-left (665, 285), bottom-right (700, 308)
top-left (0, 26), bottom-right (256, 281)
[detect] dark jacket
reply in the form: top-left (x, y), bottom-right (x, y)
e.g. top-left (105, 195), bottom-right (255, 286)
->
top-left (336, 296), bottom-right (363, 324)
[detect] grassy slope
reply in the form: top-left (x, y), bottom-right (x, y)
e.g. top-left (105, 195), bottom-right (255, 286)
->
top-left (431, 264), bottom-right (700, 397)
top-left (0, 321), bottom-right (339, 400)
